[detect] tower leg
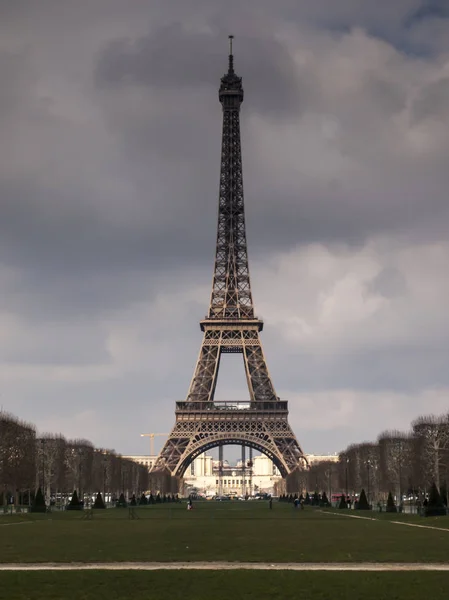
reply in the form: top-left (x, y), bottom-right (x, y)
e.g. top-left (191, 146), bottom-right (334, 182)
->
top-left (241, 445), bottom-right (246, 497)
top-left (218, 443), bottom-right (224, 497)
top-left (249, 447), bottom-right (253, 496)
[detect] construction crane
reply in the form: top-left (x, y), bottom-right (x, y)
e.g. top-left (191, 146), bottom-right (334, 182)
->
top-left (140, 433), bottom-right (169, 456)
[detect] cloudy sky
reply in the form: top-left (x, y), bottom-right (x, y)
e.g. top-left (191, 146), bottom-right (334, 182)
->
top-left (1, 0), bottom-right (448, 460)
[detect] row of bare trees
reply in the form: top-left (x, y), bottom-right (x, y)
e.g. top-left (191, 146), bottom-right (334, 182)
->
top-left (306, 413), bottom-right (449, 503)
top-left (0, 411), bottom-right (149, 505)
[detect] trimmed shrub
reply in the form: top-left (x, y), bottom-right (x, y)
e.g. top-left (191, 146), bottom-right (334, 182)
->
top-left (30, 487), bottom-right (46, 513)
top-left (93, 492), bottom-right (106, 509)
top-left (66, 490), bottom-right (82, 511)
top-left (130, 494), bottom-right (137, 506)
top-left (338, 494), bottom-right (347, 509)
top-left (139, 493), bottom-right (148, 505)
top-left (386, 491), bottom-right (397, 513)
top-left (305, 492), bottom-right (311, 505)
top-left (425, 482), bottom-right (447, 517)
top-left (116, 493), bottom-right (127, 508)
top-left (356, 489), bottom-right (370, 510)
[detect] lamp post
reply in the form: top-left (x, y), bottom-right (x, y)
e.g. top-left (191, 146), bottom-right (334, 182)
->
top-left (367, 460), bottom-right (371, 507)
top-left (103, 456), bottom-right (107, 503)
top-left (345, 458), bottom-right (349, 498)
top-left (78, 448), bottom-right (84, 504)
top-left (41, 439), bottom-right (46, 503)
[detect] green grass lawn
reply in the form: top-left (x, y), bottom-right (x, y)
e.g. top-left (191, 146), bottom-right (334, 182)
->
top-left (1, 502), bottom-right (449, 564)
top-left (1, 571), bottom-right (449, 600)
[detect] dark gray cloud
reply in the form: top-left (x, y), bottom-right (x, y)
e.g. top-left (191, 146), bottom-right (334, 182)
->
top-left (96, 23), bottom-right (301, 116)
top-left (0, 0), bottom-right (448, 455)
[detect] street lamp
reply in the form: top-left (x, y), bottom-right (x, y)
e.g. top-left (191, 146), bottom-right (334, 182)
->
top-left (397, 439), bottom-right (403, 507)
top-left (367, 460), bottom-right (371, 507)
top-left (40, 439), bottom-right (46, 502)
top-left (78, 448), bottom-right (84, 503)
top-left (345, 458), bottom-right (349, 499)
top-left (103, 456), bottom-right (107, 503)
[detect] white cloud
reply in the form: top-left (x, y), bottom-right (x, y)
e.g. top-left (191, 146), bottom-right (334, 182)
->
top-left (253, 238), bottom-right (449, 353)
top-left (286, 387), bottom-right (449, 453)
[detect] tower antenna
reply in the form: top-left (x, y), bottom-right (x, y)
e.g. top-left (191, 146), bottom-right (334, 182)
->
top-left (228, 35), bottom-right (234, 73)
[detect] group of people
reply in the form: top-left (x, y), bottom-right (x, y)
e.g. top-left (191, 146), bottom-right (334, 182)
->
top-left (293, 497), bottom-right (305, 509)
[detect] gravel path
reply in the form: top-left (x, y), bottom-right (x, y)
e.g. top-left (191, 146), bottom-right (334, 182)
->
top-left (321, 510), bottom-right (449, 533)
top-left (0, 562), bottom-right (449, 571)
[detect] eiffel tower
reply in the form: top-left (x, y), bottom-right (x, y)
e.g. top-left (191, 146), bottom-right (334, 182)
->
top-left (152, 37), bottom-right (307, 488)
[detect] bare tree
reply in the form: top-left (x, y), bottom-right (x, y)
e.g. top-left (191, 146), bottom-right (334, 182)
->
top-left (36, 434), bottom-right (67, 501)
top-left (64, 439), bottom-right (94, 499)
top-left (378, 430), bottom-right (413, 501)
top-left (0, 412), bottom-right (36, 505)
top-left (339, 443), bottom-right (379, 503)
top-left (307, 460), bottom-right (338, 498)
top-left (412, 415), bottom-right (449, 491)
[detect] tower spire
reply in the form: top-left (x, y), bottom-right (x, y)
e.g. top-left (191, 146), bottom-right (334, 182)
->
top-left (228, 34), bottom-right (234, 74)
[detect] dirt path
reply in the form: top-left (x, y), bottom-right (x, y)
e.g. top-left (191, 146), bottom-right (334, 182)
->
top-left (0, 562), bottom-right (448, 571)
top-left (321, 510), bottom-right (449, 533)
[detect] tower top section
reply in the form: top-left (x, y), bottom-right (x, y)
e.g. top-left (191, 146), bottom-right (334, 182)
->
top-left (219, 35), bottom-right (244, 106)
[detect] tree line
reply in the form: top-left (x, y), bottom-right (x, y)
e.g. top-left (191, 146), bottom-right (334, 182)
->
top-left (0, 410), bottom-right (149, 505)
top-left (305, 412), bottom-right (449, 503)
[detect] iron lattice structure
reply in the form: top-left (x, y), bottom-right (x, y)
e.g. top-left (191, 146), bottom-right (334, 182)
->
top-left (153, 41), bottom-right (307, 479)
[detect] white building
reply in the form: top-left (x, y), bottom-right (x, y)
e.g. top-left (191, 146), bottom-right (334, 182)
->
top-left (123, 452), bottom-right (338, 496)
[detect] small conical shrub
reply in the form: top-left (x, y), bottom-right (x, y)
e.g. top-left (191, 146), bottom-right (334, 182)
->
top-left (93, 492), bottom-right (106, 509)
top-left (31, 487), bottom-right (46, 513)
top-left (320, 491), bottom-right (330, 507)
top-left (149, 493), bottom-right (155, 504)
top-left (338, 494), bottom-right (347, 509)
top-left (116, 492), bottom-right (127, 508)
top-left (156, 493), bottom-right (161, 503)
top-left (139, 493), bottom-right (148, 505)
top-left (130, 494), bottom-right (137, 506)
top-left (305, 492), bottom-right (311, 505)
top-left (356, 489), bottom-right (370, 510)
top-left (386, 491), bottom-right (397, 513)
top-left (425, 482), bottom-right (446, 517)
top-left (67, 489), bottom-right (82, 511)
top-left (312, 491), bottom-right (319, 506)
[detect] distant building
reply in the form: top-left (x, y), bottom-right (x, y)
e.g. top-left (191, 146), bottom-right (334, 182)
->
top-left (306, 454), bottom-right (339, 465)
top-left (123, 452), bottom-right (339, 495)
